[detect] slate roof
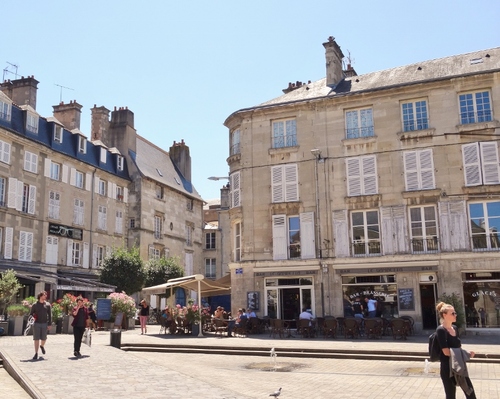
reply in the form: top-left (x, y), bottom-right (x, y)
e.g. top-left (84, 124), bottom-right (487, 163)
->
top-left (231, 47), bottom-right (500, 117)
top-left (132, 135), bottom-right (202, 200)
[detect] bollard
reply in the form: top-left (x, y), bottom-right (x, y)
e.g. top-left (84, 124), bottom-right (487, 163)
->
top-left (109, 329), bottom-right (121, 349)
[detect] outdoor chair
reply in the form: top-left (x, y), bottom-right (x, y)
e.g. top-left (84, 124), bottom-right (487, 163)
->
top-left (400, 316), bottom-right (415, 335)
top-left (336, 317), bottom-right (345, 336)
top-left (159, 316), bottom-right (168, 334)
top-left (233, 318), bottom-right (248, 337)
top-left (390, 318), bottom-right (409, 340)
top-left (247, 317), bottom-right (264, 334)
top-left (323, 318), bottom-right (337, 338)
top-left (315, 317), bottom-right (325, 336)
top-left (298, 319), bottom-right (315, 338)
top-left (364, 318), bottom-right (382, 339)
top-left (213, 318), bottom-right (228, 338)
top-left (343, 317), bottom-right (360, 339)
top-left (270, 319), bottom-right (286, 339)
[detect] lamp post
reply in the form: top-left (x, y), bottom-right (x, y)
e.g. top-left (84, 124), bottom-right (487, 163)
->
top-left (207, 176), bottom-right (229, 181)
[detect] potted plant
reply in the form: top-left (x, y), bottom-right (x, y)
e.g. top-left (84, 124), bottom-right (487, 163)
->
top-left (51, 303), bottom-right (63, 334)
top-left (7, 304), bottom-right (30, 335)
top-left (108, 292), bottom-right (136, 329)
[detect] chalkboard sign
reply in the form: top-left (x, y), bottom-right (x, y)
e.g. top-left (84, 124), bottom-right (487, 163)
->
top-left (96, 299), bottom-right (112, 321)
top-left (398, 288), bottom-right (415, 311)
top-left (114, 312), bottom-right (124, 328)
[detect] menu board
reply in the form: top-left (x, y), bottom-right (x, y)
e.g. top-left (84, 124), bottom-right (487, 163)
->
top-left (96, 298), bottom-right (112, 320)
top-left (398, 288), bottom-right (415, 311)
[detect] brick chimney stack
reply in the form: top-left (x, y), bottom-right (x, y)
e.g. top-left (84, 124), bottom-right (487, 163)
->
top-left (91, 105), bottom-right (110, 141)
top-left (52, 100), bottom-right (83, 130)
top-left (0, 76), bottom-right (39, 109)
top-left (323, 36), bottom-right (344, 89)
top-left (169, 139), bottom-right (191, 182)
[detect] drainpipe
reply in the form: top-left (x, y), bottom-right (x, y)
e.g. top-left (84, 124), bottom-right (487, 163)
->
top-left (89, 168), bottom-right (96, 270)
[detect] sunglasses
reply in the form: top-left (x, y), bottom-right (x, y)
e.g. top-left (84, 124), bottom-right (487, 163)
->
top-left (449, 312), bottom-right (457, 316)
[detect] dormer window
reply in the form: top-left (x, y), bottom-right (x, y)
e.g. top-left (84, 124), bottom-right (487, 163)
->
top-left (54, 125), bottom-right (63, 143)
top-left (117, 156), bottom-right (124, 171)
top-left (100, 147), bottom-right (107, 163)
top-left (78, 136), bottom-right (87, 154)
top-left (0, 98), bottom-right (11, 121)
top-left (26, 112), bottom-right (39, 134)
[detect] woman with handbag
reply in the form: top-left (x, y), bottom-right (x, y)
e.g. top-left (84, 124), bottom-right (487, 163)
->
top-left (71, 297), bottom-right (89, 358)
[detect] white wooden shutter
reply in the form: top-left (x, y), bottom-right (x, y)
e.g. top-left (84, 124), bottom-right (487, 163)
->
top-left (46, 236), bottom-right (58, 265)
top-left (480, 142), bottom-right (500, 185)
top-left (16, 180), bottom-right (23, 211)
top-left (284, 164), bottom-right (298, 201)
top-left (92, 244), bottom-right (98, 268)
top-left (62, 164), bottom-right (69, 184)
top-left (362, 156), bottom-right (377, 195)
top-left (123, 187), bottom-right (128, 203)
top-left (333, 210), bottom-right (349, 257)
top-left (419, 149), bottom-right (435, 189)
top-left (271, 166), bottom-right (284, 203)
top-left (82, 242), bottom-right (89, 269)
top-left (25, 232), bottom-right (33, 262)
top-left (231, 172), bottom-right (241, 207)
top-left (1, 142), bottom-right (10, 164)
top-left (346, 158), bottom-right (361, 196)
top-left (94, 177), bottom-right (100, 193)
top-left (404, 151), bottom-right (419, 191)
top-left (381, 206), bottom-right (408, 255)
top-left (107, 181), bottom-right (113, 198)
top-left (300, 212), bottom-right (315, 259)
top-left (70, 168), bottom-right (76, 186)
top-left (85, 173), bottom-right (92, 191)
top-left (462, 143), bottom-right (481, 186)
top-left (18, 231), bottom-right (26, 261)
top-left (28, 185), bottom-right (36, 214)
top-left (7, 177), bottom-right (17, 208)
top-left (439, 200), bottom-right (469, 251)
top-left (272, 214), bottom-right (287, 260)
top-left (4, 226), bottom-right (13, 259)
top-left (67, 239), bottom-right (73, 266)
top-left (44, 158), bottom-right (52, 177)
top-left (100, 148), bottom-right (107, 163)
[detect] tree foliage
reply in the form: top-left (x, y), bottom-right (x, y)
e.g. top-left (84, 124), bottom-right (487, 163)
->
top-left (0, 269), bottom-right (23, 315)
top-left (144, 256), bottom-right (184, 294)
top-left (438, 292), bottom-right (466, 328)
top-left (99, 247), bottom-right (145, 295)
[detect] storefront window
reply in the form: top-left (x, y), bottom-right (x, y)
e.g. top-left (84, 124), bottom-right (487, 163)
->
top-left (463, 273), bottom-right (500, 328)
top-left (264, 277), bottom-right (314, 320)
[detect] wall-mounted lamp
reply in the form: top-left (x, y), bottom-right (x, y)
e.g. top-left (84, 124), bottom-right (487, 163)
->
top-left (311, 148), bottom-right (322, 159)
top-left (208, 176), bottom-right (230, 181)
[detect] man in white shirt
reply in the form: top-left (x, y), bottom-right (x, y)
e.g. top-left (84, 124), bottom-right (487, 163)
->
top-left (247, 308), bottom-right (256, 318)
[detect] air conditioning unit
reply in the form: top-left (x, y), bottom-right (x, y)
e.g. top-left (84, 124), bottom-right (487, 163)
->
top-left (419, 273), bottom-right (437, 282)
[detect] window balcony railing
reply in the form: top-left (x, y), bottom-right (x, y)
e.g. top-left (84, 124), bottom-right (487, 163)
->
top-left (346, 126), bottom-right (374, 139)
top-left (460, 110), bottom-right (492, 125)
top-left (411, 237), bottom-right (439, 254)
top-left (472, 235), bottom-right (500, 252)
top-left (272, 134), bottom-right (297, 149)
top-left (352, 240), bottom-right (381, 257)
top-left (403, 118), bottom-right (429, 132)
top-left (230, 142), bottom-right (240, 156)
top-left (116, 194), bottom-right (123, 202)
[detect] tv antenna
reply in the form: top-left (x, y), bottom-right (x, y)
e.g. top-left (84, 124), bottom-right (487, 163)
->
top-left (54, 83), bottom-right (74, 102)
top-left (3, 62), bottom-right (20, 81)
top-left (343, 50), bottom-right (355, 69)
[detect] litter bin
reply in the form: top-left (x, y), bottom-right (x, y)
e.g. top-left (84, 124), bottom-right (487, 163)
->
top-left (110, 329), bottom-right (121, 349)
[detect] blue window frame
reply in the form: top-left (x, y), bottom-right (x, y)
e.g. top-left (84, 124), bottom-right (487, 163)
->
top-left (460, 91), bottom-right (492, 124)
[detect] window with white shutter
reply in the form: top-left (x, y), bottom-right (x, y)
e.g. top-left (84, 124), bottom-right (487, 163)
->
top-left (234, 222), bottom-right (241, 262)
top-left (7, 177), bottom-right (17, 208)
top-left (333, 210), bottom-right (350, 257)
top-left (48, 191), bottom-right (60, 219)
top-left (300, 212), bottom-right (315, 259)
top-left (230, 171), bottom-right (241, 208)
top-left (73, 199), bottom-right (84, 225)
top-left (351, 210), bottom-right (381, 256)
top-left (272, 215), bottom-right (287, 260)
top-left (271, 164), bottom-right (298, 203)
top-left (4, 226), bottom-right (13, 259)
top-left (98, 206), bottom-right (107, 230)
top-left (45, 236), bottom-right (59, 265)
top-left (346, 156), bottom-right (378, 196)
top-left (0, 140), bottom-right (11, 164)
top-left (185, 252), bottom-right (193, 275)
top-left (0, 177), bottom-right (5, 207)
top-left (403, 149), bottom-right (435, 191)
top-left (116, 211), bottom-right (123, 234)
top-left (19, 231), bottom-right (33, 262)
top-left (24, 151), bottom-right (38, 173)
top-left (462, 142), bottom-right (500, 186)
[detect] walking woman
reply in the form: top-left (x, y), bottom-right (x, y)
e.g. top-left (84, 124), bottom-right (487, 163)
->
top-left (71, 297), bottom-right (89, 358)
top-left (139, 299), bottom-right (150, 334)
top-left (435, 302), bottom-right (476, 399)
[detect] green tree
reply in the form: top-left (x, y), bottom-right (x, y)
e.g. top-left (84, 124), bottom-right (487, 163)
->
top-left (144, 256), bottom-right (184, 297)
top-left (99, 247), bottom-right (145, 295)
top-left (438, 292), bottom-right (466, 329)
top-left (0, 269), bottom-right (23, 315)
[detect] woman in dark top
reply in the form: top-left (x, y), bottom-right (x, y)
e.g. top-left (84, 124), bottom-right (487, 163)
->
top-left (139, 299), bottom-right (150, 335)
top-left (71, 297), bottom-right (89, 358)
top-left (435, 301), bottom-right (476, 399)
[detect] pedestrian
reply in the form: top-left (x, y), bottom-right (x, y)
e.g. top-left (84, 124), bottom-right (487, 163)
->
top-left (30, 291), bottom-right (52, 360)
top-left (71, 297), bottom-right (89, 358)
top-left (478, 307), bottom-right (486, 328)
top-left (87, 303), bottom-right (97, 330)
top-left (364, 296), bottom-right (377, 318)
top-left (352, 296), bottom-right (364, 319)
top-left (139, 299), bottom-right (150, 334)
top-left (435, 301), bottom-right (476, 399)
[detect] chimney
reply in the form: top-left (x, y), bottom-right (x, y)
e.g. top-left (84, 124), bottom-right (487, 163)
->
top-left (343, 63), bottom-right (358, 78)
top-left (91, 104), bottom-right (110, 141)
top-left (220, 184), bottom-right (230, 210)
top-left (0, 76), bottom-right (39, 109)
top-left (52, 100), bottom-right (83, 130)
top-left (323, 36), bottom-right (344, 89)
top-left (169, 139), bottom-right (191, 182)
top-left (108, 106), bottom-right (137, 156)
top-left (110, 106), bottom-right (134, 128)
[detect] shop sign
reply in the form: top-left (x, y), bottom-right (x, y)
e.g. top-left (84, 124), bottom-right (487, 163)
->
top-left (336, 265), bottom-right (437, 274)
top-left (57, 285), bottom-right (113, 292)
top-left (347, 290), bottom-right (395, 300)
top-left (49, 223), bottom-right (83, 240)
top-left (255, 270), bottom-right (317, 277)
top-left (471, 290), bottom-right (497, 298)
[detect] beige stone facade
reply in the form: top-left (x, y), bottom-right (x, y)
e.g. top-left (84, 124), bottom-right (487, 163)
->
top-left (224, 38), bottom-right (500, 332)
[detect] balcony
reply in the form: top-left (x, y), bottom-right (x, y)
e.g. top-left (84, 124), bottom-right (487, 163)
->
top-left (272, 134), bottom-right (297, 149)
top-left (403, 118), bottom-right (429, 132)
top-left (411, 237), bottom-right (439, 254)
top-left (460, 110), bottom-right (492, 125)
top-left (346, 126), bottom-right (374, 139)
top-left (352, 240), bottom-right (381, 257)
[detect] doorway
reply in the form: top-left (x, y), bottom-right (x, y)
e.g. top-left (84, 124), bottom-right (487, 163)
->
top-left (420, 284), bottom-right (437, 329)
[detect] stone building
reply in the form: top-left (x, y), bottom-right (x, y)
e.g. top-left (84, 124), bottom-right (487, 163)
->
top-left (223, 37), bottom-right (500, 332)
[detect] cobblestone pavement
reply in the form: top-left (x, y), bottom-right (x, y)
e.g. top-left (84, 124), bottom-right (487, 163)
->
top-left (1, 328), bottom-right (499, 399)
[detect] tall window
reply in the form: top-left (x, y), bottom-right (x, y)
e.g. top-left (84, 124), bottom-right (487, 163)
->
top-left (271, 164), bottom-right (298, 203)
top-left (45, 236), bottom-right (58, 265)
top-left (50, 162), bottom-right (61, 181)
top-left (234, 222), bottom-right (241, 262)
top-left (0, 177), bottom-right (5, 207)
top-left (0, 98), bottom-right (11, 121)
top-left (72, 242), bottom-right (82, 266)
top-left (272, 119), bottom-right (297, 148)
top-left (205, 232), bottom-right (216, 249)
top-left (185, 224), bottom-right (192, 246)
top-left (409, 206), bottom-right (438, 253)
top-left (19, 231), bottom-right (33, 262)
top-left (155, 184), bottom-right (163, 199)
top-left (154, 215), bottom-right (162, 239)
top-left (26, 112), bottom-right (39, 133)
top-left (351, 210), bottom-right (381, 256)
top-left (469, 201), bottom-right (500, 251)
top-left (116, 186), bottom-right (124, 201)
top-left (272, 212), bottom-right (315, 260)
top-left (230, 129), bottom-right (241, 155)
top-left (73, 199), bottom-right (84, 225)
top-left (117, 156), bottom-right (124, 171)
top-left (0, 140), bottom-right (11, 164)
top-left (149, 246), bottom-right (161, 260)
top-left (403, 149), bottom-right (435, 191)
top-left (24, 151), bottom-right (38, 173)
top-left (95, 245), bottom-right (105, 267)
top-left (78, 136), bottom-right (87, 153)
top-left (48, 191), bottom-right (60, 219)
top-left (462, 142), bottom-right (500, 186)
top-left (230, 171), bottom-right (241, 208)
top-left (115, 211), bottom-right (123, 234)
top-left (346, 156), bottom-right (378, 196)
top-left (401, 100), bottom-right (428, 132)
top-left (54, 125), bottom-right (63, 143)
top-left (345, 108), bottom-right (374, 139)
top-left (459, 91), bottom-right (492, 124)
top-left (98, 205), bottom-right (107, 230)
top-left (98, 180), bottom-right (106, 196)
top-left (205, 258), bottom-right (216, 278)
top-left (75, 171), bottom-right (84, 189)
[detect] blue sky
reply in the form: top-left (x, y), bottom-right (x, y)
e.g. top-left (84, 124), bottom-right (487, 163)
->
top-left (3, 1), bottom-right (499, 200)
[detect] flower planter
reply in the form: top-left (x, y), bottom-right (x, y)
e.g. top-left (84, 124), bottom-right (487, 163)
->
top-left (191, 323), bottom-right (200, 336)
top-left (128, 318), bottom-right (135, 330)
top-left (8, 316), bottom-right (24, 336)
top-left (62, 315), bottom-right (74, 334)
top-left (56, 318), bottom-right (63, 334)
top-left (49, 322), bottom-right (57, 334)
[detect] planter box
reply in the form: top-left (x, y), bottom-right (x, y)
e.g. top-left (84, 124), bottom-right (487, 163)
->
top-left (8, 316), bottom-right (24, 336)
top-left (0, 321), bottom-right (8, 335)
top-left (62, 315), bottom-right (74, 334)
top-left (49, 323), bottom-right (57, 334)
top-left (128, 318), bottom-right (135, 330)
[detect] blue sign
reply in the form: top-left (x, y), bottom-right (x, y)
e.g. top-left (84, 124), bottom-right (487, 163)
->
top-left (96, 298), bottom-right (112, 320)
top-left (235, 268), bottom-right (243, 275)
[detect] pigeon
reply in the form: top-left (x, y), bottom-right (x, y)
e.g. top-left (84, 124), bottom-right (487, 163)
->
top-left (269, 387), bottom-right (282, 397)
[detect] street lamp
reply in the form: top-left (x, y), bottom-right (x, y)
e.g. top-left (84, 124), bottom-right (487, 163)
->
top-left (208, 176), bottom-right (230, 181)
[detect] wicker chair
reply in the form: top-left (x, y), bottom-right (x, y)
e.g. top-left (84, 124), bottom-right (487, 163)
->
top-left (247, 317), bottom-right (264, 334)
top-left (233, 318), bottom-right (248, 337)
top-left (390, 318), bottom-right (409, 340)
top-left (364, 318), bottom-right (382, 339)
top-left (213, 318), bottom-right (228, 338)
top-left (270, 319), bottom-right (286, 339)
top-left (343, 317), bottom-right (360, 339)
top-left (323, 318), bottom-right (337, 338)
top-left (298, 319), bottom-right (315, 338)
top-left (400, 316), bottom-right (415, 335)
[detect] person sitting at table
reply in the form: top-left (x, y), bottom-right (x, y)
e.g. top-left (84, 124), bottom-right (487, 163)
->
top-left (161, 306), bottom-right (175, 333)
top-left (214, 306), bottom-right (224, 319)
top-left (247, 308), bottom-right (256, 318)
top-left (299, 307), bottom-right (314, 326)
